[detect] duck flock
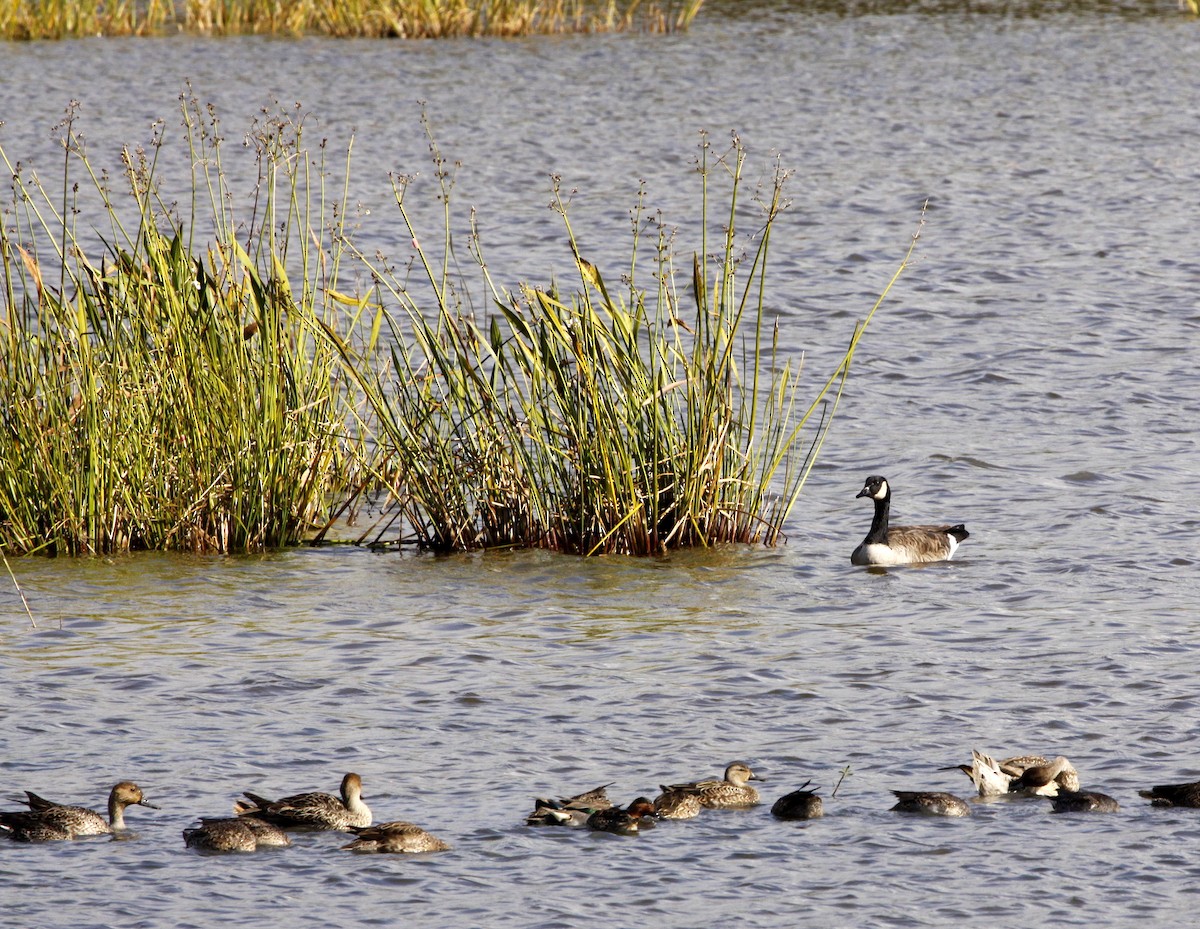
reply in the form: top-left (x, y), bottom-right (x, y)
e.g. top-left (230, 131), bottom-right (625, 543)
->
top-left (2, 478), bottom-right (1193, 852)
top-left (2, 753), bottom-right (1199, 852)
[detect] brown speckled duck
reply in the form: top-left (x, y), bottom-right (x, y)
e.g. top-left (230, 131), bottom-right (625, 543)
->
top-left (342, 821), bottom-right (450, 853)
top-left (184, 817), bottom-right (291, 852)
top-left (1, 781), bottom-right (158, 842)
top-left (890, 790), bottom-right (972, 817)
top-left (662, 763), bottom-right (763, 809)
top-left (235, 772), bottom-right (371, 831)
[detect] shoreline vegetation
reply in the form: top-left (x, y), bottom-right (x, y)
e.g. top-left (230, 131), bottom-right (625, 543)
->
top-left (0, 101), bottom-right (916, 557)
top-left (0, 0), bottom-right (704, 40)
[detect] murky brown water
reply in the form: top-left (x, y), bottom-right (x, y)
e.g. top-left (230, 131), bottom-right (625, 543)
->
top-left (3, 2), bottom-right (1200, 926)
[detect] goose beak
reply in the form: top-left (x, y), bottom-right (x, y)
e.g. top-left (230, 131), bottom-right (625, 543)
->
top-left (856, 487), bottom-right (870, 498)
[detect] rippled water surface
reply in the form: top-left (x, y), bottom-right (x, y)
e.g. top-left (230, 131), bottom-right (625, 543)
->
top-left (2, 3), bottom-right (1200, 926)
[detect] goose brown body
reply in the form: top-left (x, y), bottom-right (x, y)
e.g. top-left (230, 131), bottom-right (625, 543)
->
top-left (851, 476), bottom-right (968, 566)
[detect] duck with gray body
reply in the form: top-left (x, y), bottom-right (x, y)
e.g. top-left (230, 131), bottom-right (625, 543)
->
top-left (851, 476), bottom-right (968, 566)
top-left (526, 783), bottom-right (614, 826)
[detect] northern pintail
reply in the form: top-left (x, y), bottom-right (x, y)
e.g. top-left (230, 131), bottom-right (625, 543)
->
top-left (342, 821), bottom-right (450, 853)
top-left (184, 817), bottom-right (291, 852)
top-left (890, 790), bottom-right (972, 817)
top-left (526, 783), bottom-right (614, 826)
top-left (235, 772), bottom-right (371, 831)
top-left (948, 749), bottom-right (1013, 797)
top-left (587, 798), bottom-right (658, 835)
top-left (663, 763), bottom-right (763, 809)
top-left (1139, 779), bottom-right (1200, 808)
top-left (1009, 756), bottom-right (1080, 796)
top-left (1049, 790), bottom-right (1119, 814)
top-left (1, 782), bottom-right (158, 841)
top-left (770, 782), bottom-right (824, 820)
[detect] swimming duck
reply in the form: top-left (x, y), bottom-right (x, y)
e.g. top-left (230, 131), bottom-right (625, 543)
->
top-left (770, 782), bottom-right (825, 820)
top-left (183, 817), bottom-right (291, 852)
top-left (586, 798), bottom-right (658, 835)
top-left (890, 790), bottom-right (972, 817)
top-left (526, 783), bottom-right (613, 826)
top-left (652, 786), bottom-right (703, 820)
top-left (948, 750), bottom-right (1012, 797)
top-left (851, 476), bottom-right (968, 566)
top-left (342, 820), bottom-right (450, 853)
top-left (1009, 756), bottom-right (1080, 796)
top-left (663, 763), bottom-right (763, 809)
top-left (234, 772), bottom-right (371, 831)
top-left (1049, 790), bottom-right (1119, 814)
top-left (1139, 779), bottom-right (1200, 808)
top-left (1, 782), bottom-right (158, 841)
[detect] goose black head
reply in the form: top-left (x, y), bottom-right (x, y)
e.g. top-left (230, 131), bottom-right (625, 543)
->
top-left (856, 475), bottom-right (890, 501)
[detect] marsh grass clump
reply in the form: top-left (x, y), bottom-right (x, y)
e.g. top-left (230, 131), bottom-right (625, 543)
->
top-left (0, 102), bottom-right (911, 557)
top-left (0, 0), bottom-right (703, 39)
top-left (0, 101), bottom-right (358, 554)
top-left (327, 128), bottom-right (909, 555)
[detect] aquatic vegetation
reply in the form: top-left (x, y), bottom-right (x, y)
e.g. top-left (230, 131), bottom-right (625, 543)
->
top-left (0, 0), bottom-right (703, 39)
top-left (0, 101), bottom-right (360, 554)
top-left (327, 122), bottom-right (912, 554)
top-left (0, 100), bottom-right (912, 556)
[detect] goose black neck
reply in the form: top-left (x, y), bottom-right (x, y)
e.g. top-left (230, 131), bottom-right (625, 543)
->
top-left (864, 494), bottom-right (890, 544)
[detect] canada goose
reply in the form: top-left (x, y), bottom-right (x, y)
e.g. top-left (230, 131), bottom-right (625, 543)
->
top-left (851, 476), bottom-right (969, 566)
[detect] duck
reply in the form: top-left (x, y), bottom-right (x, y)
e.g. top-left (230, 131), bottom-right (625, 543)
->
top-left (889, 790), bottom-right (972, 817)
top-left (662, 762), bottom-right (763, 809)
top-left (1049, 790), bottom-right (1119, 813)
top-left (526, 783), bottom-right (613, 826)
top-left (1, 781), bottom-right (158, 841)
top-left (1009, 756), bottom-right (1080, 796)
top-left (586, 798), bottom-right (658, 835)
top-left (234, 772), bottom-right (370, 831)
top-left (947, 749), bottom-right (1013, 797)
top-left (851, 475), bottom-right (969, 566)
top-left (183, 817), bottom-right (291, 852)
top-left (1139, 779), bottom-right (1200, 808)
top-left (770, 782), bottom-right (824, 820)
top-left (652, 785), bottom-right (703, 820)
top-left (342, 820), bottom-right (450, 853)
